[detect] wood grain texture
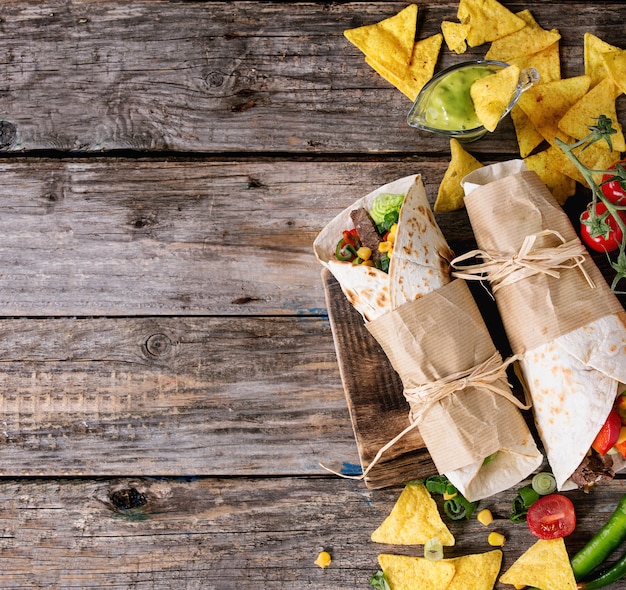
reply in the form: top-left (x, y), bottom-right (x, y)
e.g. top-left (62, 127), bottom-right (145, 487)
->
top-left (0, 1), bottom-right (621, 155)
top-left (0, 475), bottom-right (621, 589)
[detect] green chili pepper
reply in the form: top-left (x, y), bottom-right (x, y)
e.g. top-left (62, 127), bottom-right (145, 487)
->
top-left (571, 494), bottom-right (626, 580)
top-left (577, 549), bottom-right (626, 589)
top-left (335, 240), bottom-right (358, 261)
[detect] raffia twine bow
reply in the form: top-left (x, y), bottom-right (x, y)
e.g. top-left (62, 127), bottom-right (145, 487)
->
top-left (450, 229), bottom-right (595, 293)
top-left (320, 351), bottom-right (529, 481)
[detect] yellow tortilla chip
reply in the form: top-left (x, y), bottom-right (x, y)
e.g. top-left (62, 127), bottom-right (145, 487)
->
top-left (558, 77), bottom-right (626, 152)
top-left (602, 49), bottom-right (626, 96)
top-left (344, 4), bottom-right (418, 70)
top-left (517, 75), bottom-right (591, 146)
top-left (524, 147), bottom-right (577, 205)
top-left (366, 34), bottom-right (443, 102)
top-left (485, 15), bottom-right (560, 61)
top-left (511, 104), bottom-right (545, 158)
top-left (378, 554), bottom-right (456, 590)
top-left (508, 40), bottom-right (561, 84)
top-left (470, 64), bottom-right (521, 132)
top-left (546, 141), bottom-right (622, 186)
top-left (446, 551), bottom-right (503, 590)
top-left (371, 483), bottom-right (455, 546)
top-left (434, 139), bottom-right (483, 212)
top-left (584, 32), bottom-right (620, 88)
top-left (499, 538), bottom-right (577, 590)
top-left (441, 21), bottom-right (470, 54)
top-left (457, 0), bottom-right (526, 47)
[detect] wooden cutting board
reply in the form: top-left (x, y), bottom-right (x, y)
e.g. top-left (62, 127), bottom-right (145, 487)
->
top-left (322, 268), bottom-right (437, 489)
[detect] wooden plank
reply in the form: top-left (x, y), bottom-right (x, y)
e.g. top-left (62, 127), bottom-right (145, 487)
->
top-left (0, 159), bottom-right (470, 316)
top-left (0, 1), bottom-right (622, 155)
top-left (0, 316), bottom-right (359, 476)
top-left (0, 475), bottom-right (621, 589)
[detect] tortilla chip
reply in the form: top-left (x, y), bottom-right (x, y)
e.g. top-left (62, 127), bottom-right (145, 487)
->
top-left (602, 49), bottom-right (626, 96)
top-left (378, 554), bottom-right (456, 590)
top-left (558, 77), bottom-right (626, 152)
top-left (485, 14), bottom-right (560, 61)
top-left (441, 20), bottom-right (470, 54)
top-left (446, 551), bottom-right (503, 590)
top-left (434, 139), bottom-right (483, 212)
top-left (524, 147), bottom-right (577, 205)
top-left (499, 538), bottom-right (577, 590)
top-left (457, 0), bottom-right (526, 47)
top-left (517, 75), bottom-right (591, 146)
top-left (371, 483), bottom-right (455, 546)
top-left (546, 140), bottom-right (622, 185)
top-left (470, 64), bottom-right (521, 132)
top-left (508, 40), bottom-right (561, 84)
top-left (344, 4), bottom-right (418, 71)
top-left (366, 34), bottom-right (443, 102)
top-left (511, 105), bottom-right (545, 158)
top-left (584, 32), bottom-right (620, 88)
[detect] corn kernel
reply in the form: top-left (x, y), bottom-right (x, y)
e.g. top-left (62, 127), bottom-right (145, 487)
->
top-left (477, 509), bottom-right (493, 526)
top-left (378, 241), bottom-right (392, 253)
top-left (314, 550), bottom-right (331, 569)
top-left (361, 259), bottom-right (375, 267)
top-left (356, 246), bottom-right (372, 260)
top-left (488, 532), bottom-right (505, 547)
top-left (387, 224), bottom-right (398, 242)
top-left (514, 585), bottom-right (526, 590)
top-left (443, 491), bottom-right (457, 501)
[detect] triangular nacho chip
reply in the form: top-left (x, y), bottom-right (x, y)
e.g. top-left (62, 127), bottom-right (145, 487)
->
top-left (344, 4), bottom-right (417, 70)
top-left (457, 0), bottom-right (526, 47)
top-left (511, 104), bottom-right (545, 158)
top-left (434, 139), bottom-right (483, 212)
top-left (558, 77), bottom-right (626, 152)
top-left (499, 538), bottom-right (577, 590)
top-left (517, 75), bottom-right (591, 145)
top-left (524, 147), bottom-right (577, 205)
top-left (545, 140), bottom-right (622, 185)
top-left (470, 64), bottom-right (521, 132)
top-left (485, 12), bottom-right (561, 61)
top-left (584, 32), bottom-right (620, 88)
top-left (371, 483), bottom-right (455, 546)
top-left (441, 20), bottom-right (470, 54)
top-left (366, 34), bottom-right (443, 101)
top-left (602, 49), bottom-right (626, 96)
top-left (378, 554), bottom-right (456, 590)
top-left (446, 551), bottom-right (503, 590)
top-left (508, 40), bottom-right (561, 84)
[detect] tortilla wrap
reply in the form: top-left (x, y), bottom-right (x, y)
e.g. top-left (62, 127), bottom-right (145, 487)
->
top-left (314, 174), bottom-right (542, 500)
top-left (461, 161), bottom-right (626, 489)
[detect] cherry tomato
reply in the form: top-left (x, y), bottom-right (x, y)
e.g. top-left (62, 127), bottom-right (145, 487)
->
top-left (601, 162), bottom-right (626, 205)
top-left (592, 407), bottom-right (622, 456)
top-left (580, 202), bottom-right (625, 253)
top-left (526, 494), bottom-right (576, 540)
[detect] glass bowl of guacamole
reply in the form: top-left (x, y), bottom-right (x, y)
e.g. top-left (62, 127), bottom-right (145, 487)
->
top-left (407, 60), bottom-right (538, 142)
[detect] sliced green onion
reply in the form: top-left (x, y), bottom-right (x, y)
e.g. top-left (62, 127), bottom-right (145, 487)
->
top-left (532, 472), bottom-right (557, 496)
top-left (510, 485), bottom-right (540, 523)
top-left (424, 537), bottom-right (444, 561)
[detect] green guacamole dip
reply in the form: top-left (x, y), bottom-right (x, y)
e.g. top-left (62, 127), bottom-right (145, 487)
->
top-left (422, 65), bottom-right (496, 131)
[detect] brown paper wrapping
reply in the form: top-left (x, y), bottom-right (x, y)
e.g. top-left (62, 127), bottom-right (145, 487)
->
top-left (462, 170), bottom-right (623, 353)
top-left (366, 278), bottom-right (531, 475)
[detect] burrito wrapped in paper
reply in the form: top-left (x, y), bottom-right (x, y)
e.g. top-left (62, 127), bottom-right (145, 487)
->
top-left (314, 174), bottom-right (542, 501)
top-left (456, 161), bottom-right (626, 491)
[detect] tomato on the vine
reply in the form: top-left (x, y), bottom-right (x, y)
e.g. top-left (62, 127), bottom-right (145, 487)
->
top-left (580, 202), bottom-right (625, 253)
top-left (526, 494), bottom-right (576, 540)
top-left (601, 161), bottom-right (626, 205)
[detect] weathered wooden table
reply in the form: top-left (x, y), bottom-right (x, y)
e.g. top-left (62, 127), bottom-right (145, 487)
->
top-left (0, 1), bottom-right (623, 588)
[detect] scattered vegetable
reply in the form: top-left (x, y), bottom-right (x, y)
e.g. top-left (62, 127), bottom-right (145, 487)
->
top-left (487, 531), bottom-right (506, 547)
top-left (314, 550), bottom-right (331, 569)
top-left (601, 161), bottom-right (626, 206)
top-left (370, 570), bottom-right (391, 590)
top-left (532, 472), bottom-right (558, 496)
top-left (424, 536), bottom-right (444, 561)
top-left (580, 202), bottom-right (625, 253)
top-left (577, 549), bottom-right (626, 589)
top-left (422, 475), bottom-right (478, 521)
top-left (526, 494), bottom-right (576, 540)
top-left (570, 494), bottom-right (626, 581)
top-left (510, 485), bottom-right (540, 523)
top-left (477, 509), bottom-right (494, 526)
